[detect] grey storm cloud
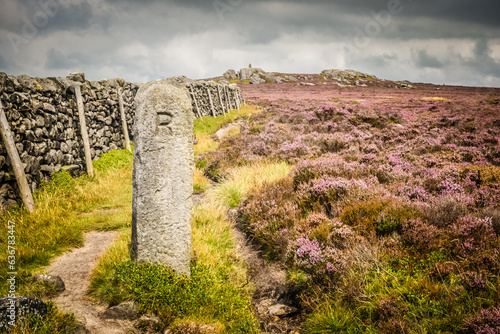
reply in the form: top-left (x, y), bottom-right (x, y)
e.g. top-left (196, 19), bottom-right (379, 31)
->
top-left (0, 0), bottom-right (93, 32)
top-left (46, 48), bottom-right (96, 69)
top-left (0, 0), bottom-right (499, 86)
top-left (413, 49), bottom-right (443, 69)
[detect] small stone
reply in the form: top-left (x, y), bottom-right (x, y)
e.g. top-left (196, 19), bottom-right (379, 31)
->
top-left (268, 304), bottom-right (298, 317)
top-left (63, 154), bottom-right (74, 165)
top-left (72, 316), bottom-right (91, 334)
top-left (215, 123), bottom-right (240, 141)
top-left (66, 72), bottom-right (85, 83)
top-left (43, 103), bottom-right (56, 113)
top-left (135, 315), bottom-right (161, 332)
top-left (100, 301), bottom-right (139, 321)
top-left (61, 165), bottom-right (80, 173)
top-left (40, 164), bottom-right (55, 175)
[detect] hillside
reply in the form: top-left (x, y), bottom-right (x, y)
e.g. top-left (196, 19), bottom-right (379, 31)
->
top-left (1, 69), bottom-right (500, 333)
top-left (197, 72), bottom-right (500, 332)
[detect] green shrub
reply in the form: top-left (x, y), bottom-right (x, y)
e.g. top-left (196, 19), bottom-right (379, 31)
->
top-left (101, 262), bottom-right (258, 333)
top-left (376, 204), bottom-right (420, 235)
top-left (304, 303), bottom-right (365, 334)
top-left (93, 147), bottom-right (133, 171)
top-left (340, 199), bottom-right (388, 235)
top-left (340, 199), bottom-right (419, 236)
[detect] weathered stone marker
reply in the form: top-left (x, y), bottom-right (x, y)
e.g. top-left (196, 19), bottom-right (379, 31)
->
top-left (132, 80), bottom-right (194, 277)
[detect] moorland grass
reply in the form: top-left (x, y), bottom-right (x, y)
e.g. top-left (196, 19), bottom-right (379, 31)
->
top-left (194, 105), bottom-right (260, 158)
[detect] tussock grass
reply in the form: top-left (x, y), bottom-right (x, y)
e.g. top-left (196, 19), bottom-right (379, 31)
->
top-left (421, 97), bottom-right (452, 102)
top-left (194, 106), bottom-right (259, 158)
top-left (194, 105), bottom-right (259, 136)
top-left (211, 161), bottom-right (291, 208)
top-left (194, 168), bottom-right (211, 193)
top-left (194, 134), bottom-right (219, 157)
top-left (305, 303), bottom-right (363, 334)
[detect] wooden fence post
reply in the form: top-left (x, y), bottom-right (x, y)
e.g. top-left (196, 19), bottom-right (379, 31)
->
top-left (0, 99), bottom-right (35, 213)
top-left (217, 85), bottom-right (226, 115)
top-left (239, 91), bottom-right (245, 106)
top-left (225, 87), bottom-right (233, 110)
top-left (117, 88), bottom-right (132, 152)
top-left (223, 86), bottom-right (229, 111)
top-left (188, 85), bottom-right (203, 119)
top-left (223, 86), bottom-right (230, 111)
top-left (206, 87), bottom-right (216, 117)
top-left (236, 92), bottom-right (241, 110)
top-left (73, 84), bottom-right (94, 177)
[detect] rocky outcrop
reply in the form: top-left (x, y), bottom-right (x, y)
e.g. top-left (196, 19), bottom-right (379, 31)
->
top-left (223, 69), bottom-right (238, 80)
top-left (226, 67), bottom-right (300, 84)
top-left (321, 69), bottom-right (378, 87)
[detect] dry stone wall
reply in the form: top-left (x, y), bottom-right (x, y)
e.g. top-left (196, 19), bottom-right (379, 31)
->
top-left (164, 76), bottom-right (245, 118)
top-left (188, 81), bottom-right (244, 118)
top-left (0, 73), bottom-right (243, 210)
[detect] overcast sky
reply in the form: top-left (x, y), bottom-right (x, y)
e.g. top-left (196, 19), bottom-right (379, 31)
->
top-left (0, 0), bottom-right (499, 87)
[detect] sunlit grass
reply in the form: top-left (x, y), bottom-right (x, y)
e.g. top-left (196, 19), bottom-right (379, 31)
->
top-left (211, 161), bottom-right (291, 208)
top-left (194, 105), bottom-right (260, 136)
top-left (194, 133), bottom-right (219, 157)
top-left (194, 168), bottom-right (211, 193)
top-left (421, 97), bottom-right (451, 102)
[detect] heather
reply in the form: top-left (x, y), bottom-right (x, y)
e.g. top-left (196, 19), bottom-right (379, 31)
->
top-left (199, 78), bottom-right (500, 332)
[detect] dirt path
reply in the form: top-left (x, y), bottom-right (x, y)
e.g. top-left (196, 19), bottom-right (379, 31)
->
top-left (228, 209), bottom-right (303, 334)
top-left (47, 231), bottom-right (135, 334)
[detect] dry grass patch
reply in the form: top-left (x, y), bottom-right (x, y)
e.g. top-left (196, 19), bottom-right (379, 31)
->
top-left (421, 97), bottom-right (451, 102)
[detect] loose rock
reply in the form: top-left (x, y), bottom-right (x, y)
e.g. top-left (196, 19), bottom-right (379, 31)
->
top-left (100, 301), bottom-right (139, 321)
top-left (30, 274), bottom-right (66, 293)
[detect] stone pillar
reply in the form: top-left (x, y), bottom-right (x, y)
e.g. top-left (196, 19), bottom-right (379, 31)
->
top-left (132, 81), bottom-right (194, 277)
